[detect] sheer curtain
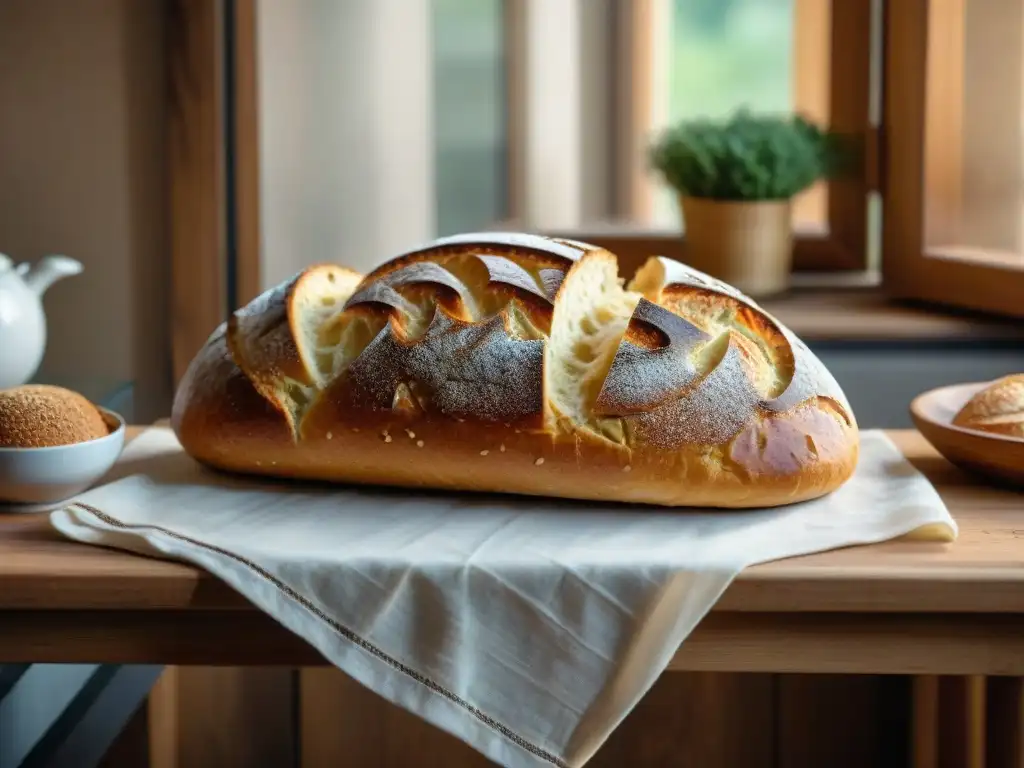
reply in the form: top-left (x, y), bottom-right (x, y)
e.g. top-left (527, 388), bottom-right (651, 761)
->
top-left (257, 0), bottom-right (435, 287)
top-left (255, 0), bottom-right (622, 289)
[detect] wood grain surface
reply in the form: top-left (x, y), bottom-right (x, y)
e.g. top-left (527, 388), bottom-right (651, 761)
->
top-left (2, 426), bottom-right (1023, 673)
top-left (759, 289), bottom-right (1024, 343)
top-left (1, 430), bottom-right (1021, 616)
top-left (2, 607), bottom-right (1024, 677)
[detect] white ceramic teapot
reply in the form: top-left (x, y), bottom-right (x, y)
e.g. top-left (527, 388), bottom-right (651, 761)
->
top-left (0, 253), bottom-right (83, 389)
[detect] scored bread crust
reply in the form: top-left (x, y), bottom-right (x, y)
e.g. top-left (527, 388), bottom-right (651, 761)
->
top-left (952, 374), bottom-right (1024, 439)
top-left (171, 232), bottom-right (860, 508)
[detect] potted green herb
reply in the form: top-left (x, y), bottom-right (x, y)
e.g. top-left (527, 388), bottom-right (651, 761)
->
top-left (648, 109), bottom-right (844, 296)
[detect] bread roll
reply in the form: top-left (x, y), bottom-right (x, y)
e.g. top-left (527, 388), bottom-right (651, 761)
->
top-left (0, 384), bottom-right (109, 448)
top-left (952, 374), bottom-right (1024, 438)
top-left (171, 233), bottom-right (859, 508)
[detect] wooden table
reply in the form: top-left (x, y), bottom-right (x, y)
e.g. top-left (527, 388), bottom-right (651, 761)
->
top-left (2, 426), bottom-right (1023, 767)
top-left (2, 428), bottom-right (1023, 675)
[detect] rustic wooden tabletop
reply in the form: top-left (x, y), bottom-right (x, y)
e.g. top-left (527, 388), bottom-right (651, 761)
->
top-left (2, 427), bottom-right (1023, 675)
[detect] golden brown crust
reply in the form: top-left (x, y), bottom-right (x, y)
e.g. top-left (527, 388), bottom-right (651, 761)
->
top-left (952, 374), bottom-right (1024, 439)
top-left (171, 233), bottom-right (860, 508)
top-left (0, 385), bottom-right (110, 448)
top-left (358, 231), bottom-right (587, 285)
top-left (171, 324), bottom-right (295, 471)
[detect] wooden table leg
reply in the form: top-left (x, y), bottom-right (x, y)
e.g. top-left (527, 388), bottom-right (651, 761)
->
top-left (914, 675), bottom-right (996, 768)
top-left (913, 675), bottom-right (940, 768)
top-left (987, 677), bottom-right (1024, 768)
top-left (942, 676), bottom-right (987, 768)
top-left (148, 666), bottom-right (296, 768)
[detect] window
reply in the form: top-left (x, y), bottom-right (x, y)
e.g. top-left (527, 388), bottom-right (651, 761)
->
top-left (652, 0), bottom-right (814, 229)
top-left (492, 0), bottom-right (874, 273)
top-left (432, 0), bottom-right (507, 236)
top-left (884, 0), bottom-right (1024, 318)
top-left (169, 0), bottom-right (1023, 379)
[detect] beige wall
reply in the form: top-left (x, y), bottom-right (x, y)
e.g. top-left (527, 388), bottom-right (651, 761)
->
top-left (0, 0), bottom-right (170, 421)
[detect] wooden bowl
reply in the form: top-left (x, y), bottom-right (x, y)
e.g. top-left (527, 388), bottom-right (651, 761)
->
top-left (910, 382), bottom-right (1024, 488)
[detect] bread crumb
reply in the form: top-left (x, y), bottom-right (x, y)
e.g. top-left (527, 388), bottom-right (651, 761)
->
top-left (382, 431), bottom-right (392, 443)
top-left (0, 385), bottom-right (109, 448)
top-left (416, 440), bottom-right (424, 447)
top-left (480, 450), bottom-right (489, 456)
top-left (405, 429), bottom-right (416, 439)
top-left (326, 431), bottom-right (333, 440)
top-left (499, 444), bottom-right (506, 452)
top-left (534, 457), bottom-right (544, 466)
top-left (623, 465), bottom-right (632, 473)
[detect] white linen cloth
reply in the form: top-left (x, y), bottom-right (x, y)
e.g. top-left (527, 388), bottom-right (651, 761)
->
top-left (51, 427), bottom-right (956, 768)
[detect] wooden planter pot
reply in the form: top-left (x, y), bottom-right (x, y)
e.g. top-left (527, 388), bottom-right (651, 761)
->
top-left (678, 196), bottom-right (793, 297)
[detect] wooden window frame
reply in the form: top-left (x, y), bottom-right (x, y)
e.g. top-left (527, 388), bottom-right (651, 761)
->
top-left (883, 0), bottom-right (1024, 319)
top-left (503, 0), bottom-right (876, 276)
top-left (168, 0), bottom-right (227, 384)
top-left (169, 0), bottom-right (261, 384)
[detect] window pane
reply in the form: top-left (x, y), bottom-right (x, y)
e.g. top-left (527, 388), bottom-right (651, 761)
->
top-left (653, 0), bottom-right (828, 229)
top-left (670, 0), bottom-right (794, 118)
top-left (433, 0), bottom-right (507, 236)
top-left (923, 0), bottom-right (1024, 266)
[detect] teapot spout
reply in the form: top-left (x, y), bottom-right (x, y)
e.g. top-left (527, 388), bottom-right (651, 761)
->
top-left (18, 254), bottom-right (84, 295)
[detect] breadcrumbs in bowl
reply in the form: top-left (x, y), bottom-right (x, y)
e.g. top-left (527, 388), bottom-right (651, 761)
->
top-left (0, 385), bottom-right (111, 448)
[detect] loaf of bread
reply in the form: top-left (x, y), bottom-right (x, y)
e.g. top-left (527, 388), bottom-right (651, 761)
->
top-left (952, 374), bottom-right (1024, 438)
top-left (171, 233), bottom-right (859, 508)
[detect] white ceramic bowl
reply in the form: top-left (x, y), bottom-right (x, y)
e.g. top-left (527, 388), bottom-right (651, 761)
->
top-left (0, 407), bottom-right (126, 512)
